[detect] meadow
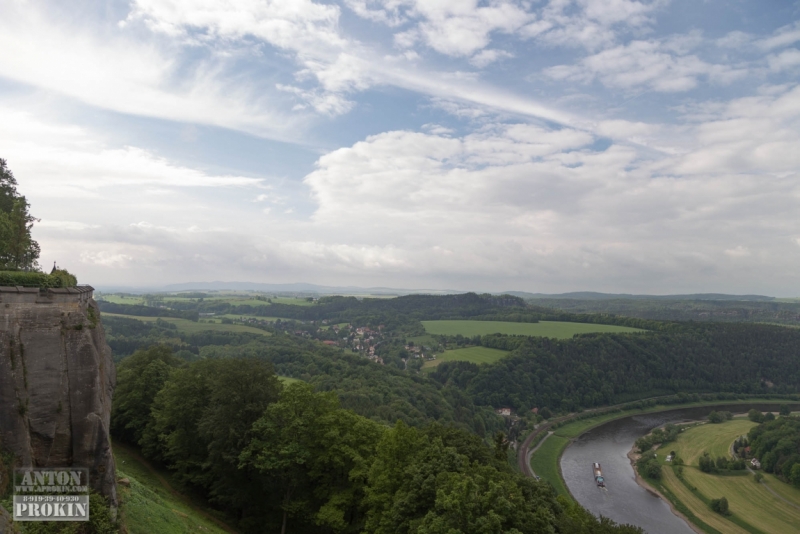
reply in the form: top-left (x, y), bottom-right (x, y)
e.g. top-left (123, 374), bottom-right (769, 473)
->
top-left (656, 418), bottom-right (800, 534)
top-left (115, 443), bottom-right (233, 534)
top-left (421, 320), bottom-right (644, 338)
top-left (528, 435), bottom-right (571, 497)
top-left (101, 313), bottom-right (271, 336)
top-left (422, 346), bottom-right (510, 369)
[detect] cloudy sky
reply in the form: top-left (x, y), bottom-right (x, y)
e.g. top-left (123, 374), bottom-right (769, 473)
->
top-left (1, 0), bottom-right (799, 294)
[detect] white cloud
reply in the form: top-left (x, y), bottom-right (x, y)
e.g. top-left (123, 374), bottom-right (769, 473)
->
top-left (545, 38), bottom-right (747, 92)
top-left (0, 3), bottom-right (305, 140)
top-left (757, 21), bottom-right (800, 51)
top-left (470, 49), bottom-right (514, 68)
top-left (724, 246), bottom-right (751, 258)
top-left (768, 49), bottom-right (800, 72)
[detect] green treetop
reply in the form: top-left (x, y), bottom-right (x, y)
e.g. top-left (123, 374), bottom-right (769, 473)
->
top-left (0, 159), bottom-right (40, 271)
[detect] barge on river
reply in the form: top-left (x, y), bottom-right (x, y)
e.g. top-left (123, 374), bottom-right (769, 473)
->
top-left (592, 462), bottom-right (605, 487)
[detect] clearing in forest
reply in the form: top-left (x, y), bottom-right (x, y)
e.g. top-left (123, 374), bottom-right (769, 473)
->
top-left (421, 320), bottom-right (643, 338)
top-left (422, 346), bottom-right (509, 369)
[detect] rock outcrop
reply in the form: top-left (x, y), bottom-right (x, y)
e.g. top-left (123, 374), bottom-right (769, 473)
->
top-left (0, 285), bottom-right (116, 507)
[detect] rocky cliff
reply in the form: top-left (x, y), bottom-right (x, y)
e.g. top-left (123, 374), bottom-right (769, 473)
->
top-left (0, 285), bottom-right (116, 509)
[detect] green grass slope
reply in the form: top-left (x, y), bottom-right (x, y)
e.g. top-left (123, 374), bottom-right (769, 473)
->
top-left (115, 443), bottom-right (235, 534)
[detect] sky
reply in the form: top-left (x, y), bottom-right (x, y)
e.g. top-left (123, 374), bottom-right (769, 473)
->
top-left (1, 0), bottom-right (800, 295)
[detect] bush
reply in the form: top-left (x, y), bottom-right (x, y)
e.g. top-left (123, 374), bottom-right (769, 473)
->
top-left (708, 410), bottom-right (733, 424)
top-left (0, 269), bottom-right (77, 288)
top-left (636, 455), bottom-right (662, 480)
top-left (754, 472), bottom-right (764, 483)
top-left (748, 409), bottom-right (765, 423)
top-left (710, 496), bottom-right (729, 515)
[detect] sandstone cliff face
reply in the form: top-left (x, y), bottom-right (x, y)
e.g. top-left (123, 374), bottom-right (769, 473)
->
top-left (0, 286), bottom-right (116, 506)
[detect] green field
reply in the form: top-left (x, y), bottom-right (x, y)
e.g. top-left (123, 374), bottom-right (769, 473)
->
top-left (115, 443), bottom-right (233, 534)
top-left (668, 419), bottom-right (755, 466)
top-left (657, 418), bottom-right (800, 534)
top-left (100, 295), bottom-right (145, 305)
top-left (529, 435), bottom-right (570, 496)
top-left (421, 320), bottom-right (644, 338)
top-left (422, 346), bottom-right (509, 369)
top-left (102, 313), bottom-right (270, 336)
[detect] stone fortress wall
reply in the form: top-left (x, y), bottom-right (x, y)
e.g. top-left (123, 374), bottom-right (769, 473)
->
top-left (0, 285), bottom-right (117, 508)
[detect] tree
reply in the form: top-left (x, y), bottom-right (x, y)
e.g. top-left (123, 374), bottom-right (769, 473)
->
top-left (241, 382), bottom-right (383, 534)
top-left (780, 404), bottom-right (791, 417)
top-left (748, 409), bottom-right (765, 423)
top-left (111, 346), bottom-right (183, 445)
top-left (0, 159), bottom-right (40, 271)
top-left (710, 497), bottom-right (729, 515)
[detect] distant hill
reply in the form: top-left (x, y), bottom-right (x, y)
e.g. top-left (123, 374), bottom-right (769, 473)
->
top-left (98, 281), bottom-right (464, 296)
top-left (506, 291), bottom-right (775, 302)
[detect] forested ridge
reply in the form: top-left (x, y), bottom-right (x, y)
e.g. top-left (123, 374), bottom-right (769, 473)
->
top-left (432, 323), bottom-right (800, 412)
top-left (527, 297), bottom-right (800, 326)
top-left (748, 415), bottom-right (800, 486)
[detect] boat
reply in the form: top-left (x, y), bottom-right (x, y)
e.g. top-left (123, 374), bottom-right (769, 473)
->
top-left (593, 462), bottom-right (605, 487)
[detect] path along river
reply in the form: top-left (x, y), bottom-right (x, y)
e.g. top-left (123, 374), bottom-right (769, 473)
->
top-left (559, 403), bottom-right (800, 534)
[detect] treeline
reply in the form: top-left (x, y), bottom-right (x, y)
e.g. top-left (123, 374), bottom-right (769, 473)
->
top-left (431, 323), bottom-right (800, 413)
top-left (748, 415), bottom-right (800, 486)
top-left (102, 315), bottom-right (264, 359)
top-left (112, 348), bottom-right (644, 534)
top-left (527, 297), bottom-right (800, 326)
top-left (98, 301), bottom-right (199, 321)
top-left (110, 292), bottom-right (668, 335)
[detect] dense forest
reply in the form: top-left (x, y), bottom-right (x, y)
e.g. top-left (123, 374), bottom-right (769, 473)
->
top-left (104, 316), bottom-right (504, 436)
top-left (111, 347), bottom-right (644, 534)
top-left (431, 323), bottom-right (800, 412)
top-left (526, 297), bottom-right (800, 326)
top-left (748, 415), bottom-right (800, 486)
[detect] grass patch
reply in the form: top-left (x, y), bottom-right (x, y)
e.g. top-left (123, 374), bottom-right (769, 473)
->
top-left (528, 435), bottom-right (570, 497)
top-left (422, 346), bottom-right (509, 369)
top-left (101, 313), bottom-right (270, 336)
top-left (421, 320), bottom-right (643, 338)
top-left (115, 443), bottom-right (233, 534)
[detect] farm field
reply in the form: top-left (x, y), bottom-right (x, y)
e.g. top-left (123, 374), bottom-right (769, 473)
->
top-left (422, 346), bottom-right (509, 369)
top-left (657, 418), bottom-right (800, 534)
top-left (101, 313), bottom-right (270, 336)
top-left (667, 418), bottom-right (756, 465)
top-left (217, 313), bottom-right (284, 322)
top-left (421, 320), bottom-right (644, 338)
top-left (99, 295), bottom-right (145, 305)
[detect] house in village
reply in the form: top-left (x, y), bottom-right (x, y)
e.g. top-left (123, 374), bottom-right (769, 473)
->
top-left (751, 458), bottom-right (761, 469)
top-left (496, 407), bottom-right (512, 417)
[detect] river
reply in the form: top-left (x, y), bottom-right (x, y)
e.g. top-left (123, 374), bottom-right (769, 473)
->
top-left (559, 403), bottom-right (800, 534)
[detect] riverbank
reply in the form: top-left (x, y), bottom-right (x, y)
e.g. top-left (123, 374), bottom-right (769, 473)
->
top-left (522, 397), bottom-right (800, 501)
top-left (629, 416), bottom-right (800, 534)
top-left (627, 445), bottom-right (704, 534)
